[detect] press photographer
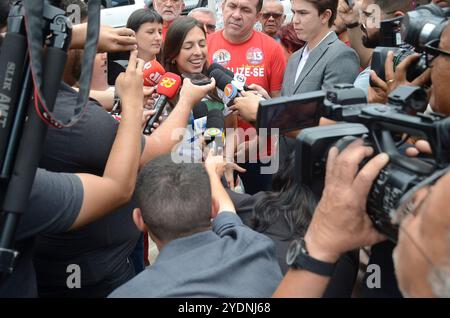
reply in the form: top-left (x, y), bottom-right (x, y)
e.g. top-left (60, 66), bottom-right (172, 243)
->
top-left (273, 21), bottom-right (450, 298)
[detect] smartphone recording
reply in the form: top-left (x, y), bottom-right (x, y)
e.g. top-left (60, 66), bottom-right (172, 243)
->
top-left (107, 51), bottom-right (131, 86)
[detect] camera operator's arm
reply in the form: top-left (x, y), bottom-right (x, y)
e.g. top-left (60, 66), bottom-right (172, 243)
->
top-left (274, 140), bottom-right (388, 297)
top-left (70, 50), bottom-right (144, 230)
top-left (338, 0), bottom-right (373, 68)
top-left (205, 150), bottom-right (245, 214)
top-left (71, 24), bottom-right (137, 52)
top-left (139, 78), bottom-right (216, 165)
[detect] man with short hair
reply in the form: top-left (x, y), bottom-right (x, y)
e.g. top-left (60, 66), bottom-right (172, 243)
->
top-left (152, 0), bottom-right (185, 40)
top-left (259, 0), bottom-right (286, 39)
top-left (188, 7), bottom-right (217, 34)
top-left (109, 153), bottom-right (283, 297)
top-left (207, 0), bottom-right (287, 194)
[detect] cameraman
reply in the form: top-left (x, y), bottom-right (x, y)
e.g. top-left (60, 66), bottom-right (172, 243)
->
top-left (274, 23), bottom-right (450, 298)
top-left (337, 0), bottom-right (423, 95)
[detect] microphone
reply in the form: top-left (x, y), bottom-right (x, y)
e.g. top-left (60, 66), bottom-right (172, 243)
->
top-left (111, 60), bottom-right (166, 116)
top-left (207, 63), bottom-right (250, 91)
top-left (143, 60), bottom-right (166, 87)
top-left (204, 108), bottom-right (225, 155)
top-left (207, 63), bottom-right (234, 78)
top-left (209, 69), bottom-right (242, 109)
top-left (192, 101), bottom-right (209, 136)
top-left (143, 72), bottom-right (182, 135)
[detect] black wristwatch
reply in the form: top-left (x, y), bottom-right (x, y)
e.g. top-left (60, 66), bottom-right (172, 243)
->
top-left (286, 238), bottom-right (337, 277)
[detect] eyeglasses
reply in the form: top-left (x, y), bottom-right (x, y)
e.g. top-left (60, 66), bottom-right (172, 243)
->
top-left (393, 167), bottom-right (450, 227)
top-left (204, 23), bottom-right (216, 32)
top-left (424, 39), bottom-right (450, 60)
top-left (262, 12), bottom-right (284, 20)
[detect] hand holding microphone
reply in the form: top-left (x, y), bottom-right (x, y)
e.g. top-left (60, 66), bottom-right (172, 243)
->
top-left (143, 72), bottom-right (182, 135)
top-left (112, 59), bottom-right (166, 116)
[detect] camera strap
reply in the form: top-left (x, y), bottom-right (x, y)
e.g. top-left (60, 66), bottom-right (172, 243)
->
top-left (23, 0), bottom-right (100, 128)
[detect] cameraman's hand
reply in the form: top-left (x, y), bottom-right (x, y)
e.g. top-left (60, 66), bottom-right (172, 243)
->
top-left (305, 139), bottom-right (388, 263)
top-left (406, 140), bottom-right (433, 157)
top-left (71, 24), bottom-right (137, 52)
top-left (231, 91), bottom-right (262, 123)
top-left (337, 0), bottom-right (360, 26)
top-left (368, 71), bottom-right (389, 104)
top-left (115, 50), bottom-right (144, 116)
top-left (384, 51), bottom-right (432, 93)
top-left (179, 78), bottom-right (216, 108)
top-left (98, 26), bottom-right (137, 53)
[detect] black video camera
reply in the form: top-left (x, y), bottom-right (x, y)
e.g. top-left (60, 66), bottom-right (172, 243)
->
top-left (294, 84), bottom-right (450, 241)
top-left (371, 3), bottom-right (449, 84)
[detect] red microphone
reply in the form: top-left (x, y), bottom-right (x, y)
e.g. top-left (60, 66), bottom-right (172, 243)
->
top-left (143, 60), bottom-right (166, 86)
top-left (143, 72), bottom-right (182, 135)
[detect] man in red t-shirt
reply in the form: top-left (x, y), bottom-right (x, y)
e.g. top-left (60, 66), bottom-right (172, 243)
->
top-left (207, 0), bottom-right (286, 194)
top-left (152, 0), bottom-right (185, 41)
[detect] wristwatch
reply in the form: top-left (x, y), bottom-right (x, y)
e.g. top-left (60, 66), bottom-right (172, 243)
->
top-left (345, 21), bottom-right (360, 29)
top-left (286, 238), bottom-right (337, 277)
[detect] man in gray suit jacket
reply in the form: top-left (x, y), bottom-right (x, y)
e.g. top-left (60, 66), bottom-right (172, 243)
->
top-left (278, 0), bottom-right (360, 161)
top-left (282, 0), bottom-right (359, 96)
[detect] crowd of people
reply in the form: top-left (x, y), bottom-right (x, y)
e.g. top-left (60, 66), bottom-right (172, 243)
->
top-left (0, 0), bottom-right (449, 298)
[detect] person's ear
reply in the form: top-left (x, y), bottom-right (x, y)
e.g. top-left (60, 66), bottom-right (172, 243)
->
top-left (133, 208), bottom-right (147, 232)
top-left (393, 11), bottom-right (405, 18)
top-left (281, 14), bottom-right (286, 24)
top-left (211, 197), bottom-right (219, 219)
top-left (181, 1), bottom-right (185, 11)
top-left (321, 9), bottom-right (332, 26)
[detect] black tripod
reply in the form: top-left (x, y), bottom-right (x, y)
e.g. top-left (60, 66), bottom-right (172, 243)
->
top-left (0, 0), bottom-right (72, 281)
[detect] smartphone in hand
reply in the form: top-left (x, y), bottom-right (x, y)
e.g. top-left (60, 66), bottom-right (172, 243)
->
top-left (181, 73), bottom-right (212, 86)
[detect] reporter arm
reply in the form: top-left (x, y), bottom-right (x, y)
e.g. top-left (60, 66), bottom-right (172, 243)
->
top-left (88, 89), bottom-right (115, 111)
top-left (70, 24), bottom-right (137, 52)
top-left (205, 152), bottom-right (237, 213)
top-left (208, 166), bottom-right (236, 214)
top-left (70, 51), bottom-right (144, 230)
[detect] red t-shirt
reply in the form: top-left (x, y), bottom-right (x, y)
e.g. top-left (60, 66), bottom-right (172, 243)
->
top-left (207, 30), bottom-right (286, 157)
top-left (207, 30), bottom-right (286, 96)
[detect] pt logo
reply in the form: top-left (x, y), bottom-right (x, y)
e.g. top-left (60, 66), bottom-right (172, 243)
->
top-left (66, 264), bottom-right (81, 289)
top-left (366, 264), bottom-right (381, 289)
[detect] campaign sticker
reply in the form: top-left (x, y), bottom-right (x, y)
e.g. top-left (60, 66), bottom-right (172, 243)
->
top-left (212, 49), bottom-right (231, 67)
top-left (246, 47), bottom-right (264, 65)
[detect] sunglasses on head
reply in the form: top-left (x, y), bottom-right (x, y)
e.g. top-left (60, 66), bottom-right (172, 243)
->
top-left (262, 12), bottom-right (283, 20)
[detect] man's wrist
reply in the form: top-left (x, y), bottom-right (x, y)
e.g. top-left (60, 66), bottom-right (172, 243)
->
top-left (304, 231), bottom-right (340, 264)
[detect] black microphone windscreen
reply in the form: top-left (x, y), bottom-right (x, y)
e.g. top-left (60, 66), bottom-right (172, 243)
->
top-left (209, 69), bottom-right (233, 91)
top-left (207, 63), bottom-right (234, 78)
top-left (206, 108), bottom-right (224, 130)
top-left (193, 101), bottom-right (209, 119)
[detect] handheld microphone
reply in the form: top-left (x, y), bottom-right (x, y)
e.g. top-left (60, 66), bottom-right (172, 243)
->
top-left (207, 63), bottom-right (250, 91)
top-left (111, 60), bottom-right (166, 117)
top-left (143, 60), bottom-right (166, 86)
top-left (204, 108), bottom-right (225, 155)
top-left (209, 69), bottom-right (241, 108)
top-left (192, 101), bottom-right (209, 136)
top-left (143, 72), bottom-right (182, 135)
